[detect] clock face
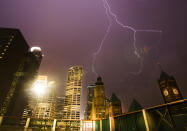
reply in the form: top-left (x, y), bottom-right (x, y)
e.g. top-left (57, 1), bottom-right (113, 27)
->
top-left (173, 88), bottom-right (179, 95)
top-left (163, 89), bottom-right (169, 96)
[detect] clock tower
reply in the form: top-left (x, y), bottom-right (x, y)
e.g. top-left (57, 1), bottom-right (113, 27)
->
top-left (158, 70), bottom-right (183, 103)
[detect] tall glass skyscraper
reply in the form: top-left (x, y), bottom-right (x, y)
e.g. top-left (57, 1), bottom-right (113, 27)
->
top-left (62, 66), bottom-right (83, 130)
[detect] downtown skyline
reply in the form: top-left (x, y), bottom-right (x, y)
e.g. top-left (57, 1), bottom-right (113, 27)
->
top-left (0, 0), bottom-right (187, 116)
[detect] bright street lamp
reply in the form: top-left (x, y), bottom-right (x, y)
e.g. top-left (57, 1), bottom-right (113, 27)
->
top-left (32, 82), bottom-right (47, 96)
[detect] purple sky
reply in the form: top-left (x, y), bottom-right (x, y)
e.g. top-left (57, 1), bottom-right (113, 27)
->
top-left (0, 0), bottom-right (187, 115)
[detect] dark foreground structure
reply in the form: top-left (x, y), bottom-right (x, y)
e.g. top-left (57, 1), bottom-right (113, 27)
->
top-left (0, 99), bottom-right (186, 131)
top-left (0, 28), bottom-right (42, 118)
top-left (82, 99), bottom-right (187, 131)
top-left (0, 28), bottom-right (29, 117)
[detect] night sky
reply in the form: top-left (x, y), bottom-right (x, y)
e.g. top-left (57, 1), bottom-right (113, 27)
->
top-left (0, 0), bottom-right (187, 117)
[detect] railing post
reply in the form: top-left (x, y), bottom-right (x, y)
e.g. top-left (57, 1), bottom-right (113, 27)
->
top-left (92, 120), bottom-right (93, 131)
top-left (109, 117), bottom-right (115, 131)
top-left (0, 116), bottom-right (3, 126)
top-left (93, 120), bottom-right (95, 131)
top-left (80, 120), bottom-right (82, 131)
top-left (142, 109), bottom-right (150, 131)
top-left (25, 118), bottom-right (30, 129)
top-left (52, 119), bottom-right (57, 131)
top-left (100, 120), bottom-right (102, 131)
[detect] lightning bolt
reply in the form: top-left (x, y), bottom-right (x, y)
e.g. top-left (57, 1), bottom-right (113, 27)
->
top-left (92, 0), bottom-right (162, 76)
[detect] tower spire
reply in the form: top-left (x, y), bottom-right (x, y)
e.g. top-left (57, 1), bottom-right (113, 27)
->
top-left (95, 76), bottom-right (104, 85)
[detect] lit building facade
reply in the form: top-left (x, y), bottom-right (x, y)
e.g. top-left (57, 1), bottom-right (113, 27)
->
top-left (23, 75), bottom-right (56, 120)
top-left (56, 96), bottom-right (65, 120)
top-left (90, 77), bottom-right (109, 120)
top-left (62, 66), bottom-right (83, 130)
top-left (84, 85), bottom-right (95, 120)
top-left (84, 77), bottom-right (123, 122)
top-left (158, 70), bottom-right (183, 103)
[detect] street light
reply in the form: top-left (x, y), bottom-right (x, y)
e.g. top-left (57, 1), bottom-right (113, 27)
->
top-left (32, 82), bottom-right (47, 96)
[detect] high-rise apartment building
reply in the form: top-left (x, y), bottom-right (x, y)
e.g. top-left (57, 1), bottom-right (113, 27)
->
top-left (62, 66), bottom-right (83, 130)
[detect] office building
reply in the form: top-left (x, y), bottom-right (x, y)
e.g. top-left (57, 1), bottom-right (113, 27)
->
top-left (0, 28), bottom-right (42, 117)
top-left (22, 75), bottom-right (56, 120)
top-left (90, 77), bottom-right (109, 120)
top-left (62, 66), bottom-right (83, 130)
top-left (56, 96), bottom-right (65, 120)
top-left (84, 85), bottom-right (95, 120)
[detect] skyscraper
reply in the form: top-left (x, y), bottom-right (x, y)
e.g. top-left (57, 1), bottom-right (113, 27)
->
top-left (23, 75), bottom-right (56, 120)
top-left (158, 70), bottom-right (183, 103)
top-left (84, 85), bottom-right (95, 120)
top-left (90, 77), bottom-right (109, 120)
top-left (11, 46), bottom-right (43, 117)
top-left (84, 78), bottom-right (122, 120)
top-left (0, 28), bottom-right (42, 117)
top-left (56, 96), bottom-right (65, 120)
top-left (62, 66), bottom-right (83, 130)
top-left (0, 28), bottom-right (29, 116)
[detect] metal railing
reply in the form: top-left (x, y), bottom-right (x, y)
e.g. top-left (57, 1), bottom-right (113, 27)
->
top-left (113, 99), bottom-right (187, 131)
top-left (82, 99), bottom-right (187, 131)
top-left (0, 99), bottom-right (186, 131)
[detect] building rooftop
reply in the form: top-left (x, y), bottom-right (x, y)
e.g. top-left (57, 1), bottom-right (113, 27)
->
top-left (158, 70), bottom-right (175, 83)
top-left (110, 93), bottom-right (120, 102)
top-left (95, 76), bottom-right (104, 85)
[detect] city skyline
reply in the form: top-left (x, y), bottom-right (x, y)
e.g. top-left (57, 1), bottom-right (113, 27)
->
top-left (0, 0), bottom-right (187, 125)
top-left (0, 0), bottom-right (187, 130)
